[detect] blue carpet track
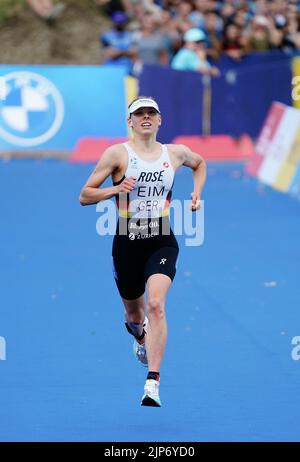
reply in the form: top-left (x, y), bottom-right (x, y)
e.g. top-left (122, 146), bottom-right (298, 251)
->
top-left (0, 159), bottom-right (299, 441)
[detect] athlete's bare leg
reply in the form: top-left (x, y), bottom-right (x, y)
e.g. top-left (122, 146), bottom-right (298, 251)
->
top-left (122, 294), bottom-right (146, 341)
top-left (146, 274), bottom-right (172, 372)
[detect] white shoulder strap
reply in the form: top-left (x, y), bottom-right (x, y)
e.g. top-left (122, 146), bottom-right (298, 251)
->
top-left (123, 142), bottom-right (135, 158)
top-left (161, 144), bottom-right (171, 162)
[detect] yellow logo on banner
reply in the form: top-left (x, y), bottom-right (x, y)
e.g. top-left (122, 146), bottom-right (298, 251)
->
top-left (292, 57), bottom-right (300, 110)
top-left (274, 59), bottom-right (300, 191)
top-left (275, 124), bottom-right (300, 191)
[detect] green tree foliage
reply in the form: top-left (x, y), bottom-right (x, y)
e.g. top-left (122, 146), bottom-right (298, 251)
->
top-left (0, 0), bottom-right (26, 23)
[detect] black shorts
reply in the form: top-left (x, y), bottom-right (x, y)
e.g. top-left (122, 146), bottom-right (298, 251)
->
top-left (112, 221), bottom-right (179, 300)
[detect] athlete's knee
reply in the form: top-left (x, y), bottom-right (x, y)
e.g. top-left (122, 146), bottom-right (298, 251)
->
top-left (148, 297), bottom-right (164, 319)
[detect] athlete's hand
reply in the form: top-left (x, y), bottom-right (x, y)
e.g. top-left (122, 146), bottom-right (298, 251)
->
top-left (116, 176), bottom-right (136, 194)
top-left (190, 192), bottom-right (201, 211)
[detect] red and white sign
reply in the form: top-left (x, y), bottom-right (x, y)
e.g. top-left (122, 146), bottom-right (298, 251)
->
top-left (246, 102), bottom-right (286, 176)
top-left (258, 106), bottom-right (300, 186)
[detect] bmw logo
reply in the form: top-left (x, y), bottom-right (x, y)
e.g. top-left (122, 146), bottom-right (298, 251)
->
top-left (0, 71), bottom-right (64, 146)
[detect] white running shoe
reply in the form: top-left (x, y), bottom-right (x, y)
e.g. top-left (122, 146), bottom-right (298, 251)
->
top-left (133, 317), bottom-right (148, 367)
top-left (141, 379), bottom-right (161, 407)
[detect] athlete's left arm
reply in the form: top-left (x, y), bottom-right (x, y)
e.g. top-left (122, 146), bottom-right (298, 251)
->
top-left (181, 145), bottom-right (207, 211)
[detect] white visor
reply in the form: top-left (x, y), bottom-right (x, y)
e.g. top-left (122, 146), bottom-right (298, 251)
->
top-left (128, 98), bottom-right (160, 116)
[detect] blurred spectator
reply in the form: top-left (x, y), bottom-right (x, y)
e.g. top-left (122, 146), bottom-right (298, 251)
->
top-left (162, 0), bottom-right (182, 17)
top-left (253, 0), bottom-right (269, 16)
top-left (157, 8), bottom-right (182, 53)
top-left (171, 28), bottom-right (220, 76)
top-left (27, 0), bottom-right (65, 24)
top-left (189, 0), bottom-right (206, 29)
top-left (282, 7), bottom-right (300, 50)
top-left (126, 2), bottom-right (152, 32)
top-left (220, 1), bottom-right (236, 25)
top-left (122, 0), bottom-right (162, 19)
top-left (232, 8), bottom-right (251, 30)
top-left (97, 0), bottom-right (300, 71)
top-left (222, 22), bottom-right (245, 60)
top-left (246, 15), bottom-right (281, 51)
top-left (132, 12), bottom-right (173, 74)
top-left (203, 10), bottom-right (223, 59)
top-left (171, 1), bottom-right (194, 35)
top-left (100, 11), bottom-right (137, 73)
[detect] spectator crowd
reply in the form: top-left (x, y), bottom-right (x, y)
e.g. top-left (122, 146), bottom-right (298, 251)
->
top-left (96, 0), bottom-right (300, 75)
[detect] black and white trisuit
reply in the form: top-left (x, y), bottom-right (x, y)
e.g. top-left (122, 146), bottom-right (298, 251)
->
top-left (112, 142), bottom-right (179, 300)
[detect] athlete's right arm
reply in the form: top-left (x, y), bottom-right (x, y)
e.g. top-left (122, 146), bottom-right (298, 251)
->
top-left (79, 146), bottom-right (136, 206)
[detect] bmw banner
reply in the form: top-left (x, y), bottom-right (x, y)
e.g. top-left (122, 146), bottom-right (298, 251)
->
top-left (0, 65), bottom-right (128, 150)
